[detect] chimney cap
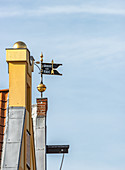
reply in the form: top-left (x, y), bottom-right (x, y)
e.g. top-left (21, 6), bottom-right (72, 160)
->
top-left (13, 41), bottom-right (27, 49)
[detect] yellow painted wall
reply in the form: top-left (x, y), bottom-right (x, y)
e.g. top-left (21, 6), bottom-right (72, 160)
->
top-left (6, 49), bottom-right (28, 62)
top-left (9, 62), bottom-right (27, 107)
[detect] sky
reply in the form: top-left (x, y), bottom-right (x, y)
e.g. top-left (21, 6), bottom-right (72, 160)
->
top-left (0, 0), bottom-right (125, 169)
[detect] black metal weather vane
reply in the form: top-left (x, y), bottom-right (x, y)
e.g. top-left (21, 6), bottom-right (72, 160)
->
top-left (42, 60), bottom-right (62, 75)
top-left (35, 52), bottom-right (62, 97)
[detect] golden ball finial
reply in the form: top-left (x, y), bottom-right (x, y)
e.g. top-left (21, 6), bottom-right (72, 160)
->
top-left (13, 41), bottom-right (27, 49)
top-left (37, 83), bottom-right (46, 92)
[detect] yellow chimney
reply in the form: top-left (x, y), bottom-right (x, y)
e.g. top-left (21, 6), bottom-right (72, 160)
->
top-left (5, 41), bottom-right (36, 170)
top-left (6, 41), bottom-right (34, 111)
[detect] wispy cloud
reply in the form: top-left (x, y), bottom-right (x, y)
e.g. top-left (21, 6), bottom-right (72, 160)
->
top-left (43, 36), bottom-right (125, 59)
top-left (0, 5), bottom-right (125, 18)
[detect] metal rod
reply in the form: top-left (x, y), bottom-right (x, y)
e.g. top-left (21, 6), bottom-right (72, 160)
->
top-left (60, 154), bottom-right (65, 170)
top-left (40, 52), bottom-right (43, 98)
top-left (34, 63), bottom-right (41, 72)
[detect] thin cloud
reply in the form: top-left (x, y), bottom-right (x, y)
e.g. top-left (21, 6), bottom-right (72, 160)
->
top-left (0, 5), bottom-right (125, 18)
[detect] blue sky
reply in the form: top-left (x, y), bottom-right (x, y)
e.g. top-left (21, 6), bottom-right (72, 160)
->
top-left (0, 0), bottom-right (125, 169)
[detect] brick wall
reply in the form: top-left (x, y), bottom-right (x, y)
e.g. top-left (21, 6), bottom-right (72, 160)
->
top-left (37, 98), bottom-right (48, 117)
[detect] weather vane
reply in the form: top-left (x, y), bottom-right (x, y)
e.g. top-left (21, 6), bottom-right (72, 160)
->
top-left (34, 52), bottom-right (69, 170)
top-left (35, 52), bottom-right (62, 98)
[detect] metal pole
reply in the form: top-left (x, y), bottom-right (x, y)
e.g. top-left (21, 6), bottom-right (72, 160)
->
top-left (60, 154), bottom-right (65, 170)
top-left (40, 52), bottom-right (43, 98)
